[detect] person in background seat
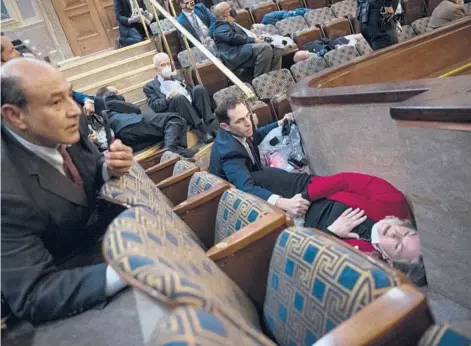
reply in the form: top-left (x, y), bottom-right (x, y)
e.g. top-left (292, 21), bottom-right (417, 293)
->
top-left (96, 86), bottom-right (198, 158)
top-left (429, 0), bottom-right (466, 29)
top-left (176, 0), bottom-right (216, 49)
top-left (212, 2), bottom-right (282, 78)
top-left (208, 96), bottom-right (311, 217)
top-left (1, 59), bottom-right (133, 324)
top-left (114, 0), bottom-right (154, 47)
top-left (144, 52), bottom-right (218, 144)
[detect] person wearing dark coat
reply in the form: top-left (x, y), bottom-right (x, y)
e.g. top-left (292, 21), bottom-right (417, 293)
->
top-left (114, 0), bottom-right (154, 47)
top-left (96, 86), bottom-right (198, 157)
top-left (176, 0), bottom-right (216, 49)
top-left (143, 52), bottom-right (218, 143)
top-left (212, 2), bottom-right (282, 78)
top-left (1, 59), bottom-right (133, 324)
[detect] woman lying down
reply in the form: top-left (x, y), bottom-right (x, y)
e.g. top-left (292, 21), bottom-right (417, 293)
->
top-left (251, 169), bottom-right (425, 285)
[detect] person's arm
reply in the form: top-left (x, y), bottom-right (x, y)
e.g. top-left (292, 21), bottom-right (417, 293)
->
top-left (1, 194), bottom-right (108, 325)
top-left (444, 4), bottom-right (466, 21)
top-left (213, 22), bottom-right (255, 45)
top-left (253, 121), bottom-right (279, 145)
top-left (114, 0), bottom-right (132, 26)
top-left (143, 81), bottom-right (169, 113)
top-left (72, 91), bottom-right (94, 107)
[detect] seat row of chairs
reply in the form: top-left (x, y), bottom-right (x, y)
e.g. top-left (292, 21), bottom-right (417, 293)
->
top-left (99, 153), bottom-right (471, 345)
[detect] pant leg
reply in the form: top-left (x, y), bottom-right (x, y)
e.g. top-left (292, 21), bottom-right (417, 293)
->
top-left (240, 43), bottom-right (273, 78)
top-left (167, 94), bottom-right (202, 129)
top-left (148, 112), bottom-right (188, 148)
top-left (191, 85), bottom-right (219, 132)
top-left (118, 25), bottom-right (144, 47)
top-left (270, 47), bottom-right (283, 71)
top-left (116, 121), bottom-right (160, 152)
top-left (251, 167), bottom-right (313, 198)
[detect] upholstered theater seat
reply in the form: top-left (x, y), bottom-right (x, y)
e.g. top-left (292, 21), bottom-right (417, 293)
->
top-left (275, 16), bottom-right (309, 37)
top-left (419, 323), bottom-right (471, 346)
top-left (397, 24), bottom-right (417, 42)
top-left (134, 143), bottom-right (165, 170)
top-left (411, 17), bottom-right (432, 35)
top-left (304, 7), bottom-right (336, 27)
top-left (145, 150), bottom-right (183, 184)
top-left (290, 55), bottom-right (328, 81)
top-left (323, 45), bottom-right (359, 67)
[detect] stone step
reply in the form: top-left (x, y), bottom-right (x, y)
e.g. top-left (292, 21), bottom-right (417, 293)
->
top-left (60, 40), bottom-right (156, 78)
top-left (77, 65), bottom-right (156, 95)
top-left (69, 51), bottom-right (156, 90)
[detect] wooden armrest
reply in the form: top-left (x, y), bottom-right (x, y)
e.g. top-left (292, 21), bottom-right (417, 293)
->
top-left (207, 212), bottom-right (288, 309)
top-left (145, 157), bottom-right (179, 184)
top-left (156, 167), bottom-right (200, 206)
top-left (136, 147), bottom-right (167, 170)
top-left (271, 95), bottom-right (292, 120)
top-left (315, 284), bottom-right (434, 346)
top-left (175, 183), bottom-right (230, 248)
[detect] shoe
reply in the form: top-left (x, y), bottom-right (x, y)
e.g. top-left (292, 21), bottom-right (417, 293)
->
top-left (168, 146), bottom-right (199, 159)
top-left (202, 132), bottom-right (214, 144)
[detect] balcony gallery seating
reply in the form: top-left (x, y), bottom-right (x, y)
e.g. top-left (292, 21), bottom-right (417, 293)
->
top-left (103, 214), bottom-right (435, 345)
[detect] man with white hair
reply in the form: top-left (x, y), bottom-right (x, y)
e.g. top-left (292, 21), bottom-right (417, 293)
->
top-left (143, 52), bottom-right (218, 144)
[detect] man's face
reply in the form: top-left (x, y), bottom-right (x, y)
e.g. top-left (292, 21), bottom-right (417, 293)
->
top-left (1, 37), bottom-right (21, 63)
top-left (377, 220), bottom-right (421, 262)
top-left (181, 0), bottom-right (195, 11)
top-left (221, 103), bottom-right (253, 138)
top-left (156, 56), bottom-right (171, 75)
top-left (3, 66), bottom-right (82, 147)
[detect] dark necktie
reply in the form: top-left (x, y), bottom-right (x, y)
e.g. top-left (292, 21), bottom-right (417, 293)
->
top-left (247, 139), bottom-right (263, 171)
top-left (58, 145), bottom-right (84, 188)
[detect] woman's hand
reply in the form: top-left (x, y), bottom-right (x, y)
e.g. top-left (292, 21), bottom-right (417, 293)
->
top-left (327, 208), bottom-right (367, 239)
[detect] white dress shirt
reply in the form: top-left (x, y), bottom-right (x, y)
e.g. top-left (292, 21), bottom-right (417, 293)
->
top-left (158, 75), bottom-right (192, 103)
top-left (235, 22), bottom-right (256, 39)
top-left (5, 126), bottom-right (126, 296)
top-left (184, 10), bottom-right (209, 38)
top-left (233, 134), bottom-right (280, 206)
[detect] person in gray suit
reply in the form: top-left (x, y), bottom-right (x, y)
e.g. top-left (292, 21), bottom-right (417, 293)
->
top-left (143, 53), bottom-right (218, 144)
top-left (1, 58), bottom-right (133, 325)
top-left (429, 0), bottom-right (466, 29)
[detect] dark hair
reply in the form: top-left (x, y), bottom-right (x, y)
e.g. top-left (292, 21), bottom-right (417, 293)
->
top-left (96, 86), bottom-right (112, 97)
top-left (1, 74), bottom-right (27, 109)
top-left (214, 95), bottom-right (244, 124)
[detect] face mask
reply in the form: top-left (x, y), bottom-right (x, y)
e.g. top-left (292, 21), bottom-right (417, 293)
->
top-left (229, 8), bottom-right (237, 18)
top-left (161, 65), bottom-right (172, 78)
top-left (370, 222), bottom-right (380, 245)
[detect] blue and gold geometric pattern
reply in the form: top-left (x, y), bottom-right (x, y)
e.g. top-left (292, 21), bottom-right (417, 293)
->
top-left (150, 307), bottom-right (275, 346)
top-left (419, 324), bottom-right (471, 346)
top-left (214, 189), bottom-right (277, 244)
top-left (188, 172), bottom-right (227, 199)
top-left (172, 160), bottom-right (197, 176)
top-left (104, 206), bottom-right (261, 331)
top-left (161, 150), bottom-right (181, 163)
top-left (263, 227), bottom-right (400, 346)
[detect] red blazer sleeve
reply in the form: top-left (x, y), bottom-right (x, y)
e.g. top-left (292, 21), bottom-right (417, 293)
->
top-left (307, 172), bottom-right (412, 221)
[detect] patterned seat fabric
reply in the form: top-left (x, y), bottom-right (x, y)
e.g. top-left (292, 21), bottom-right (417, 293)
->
top-left (238, 0), bottom-right (270, 9)
top-left (161, 18), bottom-right (177, 33)
top-left (304, 7), bottom-right (335, 27)
top-left (330, 0), bottom-right (357, 17)
top-left (160, 150), bottom-right (181, 163)
top-left (264, 227), bottom-right (401, 346)
top-left (151, 307), bottom-right (275, 346)
top-left (290, 55), bottom-right (328, 81)
top-left (213, 83), bottom-right (255, 106)
top-left (172, 160), bottom-right (197, 176)
top-left (355, 35), bottom-right (373, 55)
top-left (177, 45), bottom-right (218, 69)
top-left (104, 206), bottom-right (260, 328)
top-left (411, 17), bottom-right (432, 34)
top-left (188, 172), bottom-right (228, 199)
top-left (251, 24), bottom-right (279, 36)
top-left (252, 69), bottom-right (296, 99)
top-left (214, 188), bottom-right (277, 243)
top-left (419, 324), bottom-right (471, 346)
top-left (397, 24), bottom-right (416, 42)
top-left (275, 16), bottom-right (308, 36)
top-left (323, 45), bottom-right (358, 67)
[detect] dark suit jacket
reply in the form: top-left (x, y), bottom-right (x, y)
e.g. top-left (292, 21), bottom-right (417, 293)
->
top-left (177, 4), bottom-right (216, 49)
top-left (208, 122), bottom-right (279, 200)
top-left (143, 76), bottom-right (191, 113)
top-left (213, 20), bottom-right (255, 70)
top-left (1, 124), bottom-right (108, 325)
top-left (429, 0), bottom-right (466, 28)
top-left (114, 0), bottom-right (147, 26)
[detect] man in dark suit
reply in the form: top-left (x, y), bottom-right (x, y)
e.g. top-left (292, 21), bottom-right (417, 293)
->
top-left (212, 2), bottom-right (282, 78)
top-left (176, 0), bottom-right (215, 49)
top-left (114, 0), bottom-right (154, 47)
top-left (208, 96), bottom-right (311, 216)
top-left (143, 52), bottom-right (218, 143)
top-left (96, 85), bottom-right (198, 157)
top-left (429, 0), bottom-right (466, 29)
top-left (1, 58), bottom-right (133, 324)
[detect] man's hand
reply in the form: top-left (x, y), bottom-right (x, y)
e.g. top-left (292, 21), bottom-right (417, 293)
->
top-left (327, 208), bottom-right (367, 239)
top-left (105, 139), bottom-right (133, 178)
top-left (255, 37), bottom-right (265, 44)
top-left (384, 6), bottom-right (394, 14)
top-left (83, 100), bottom-right (95, 116)
top-left (276, 193), bottom-right (310, 217)
top-left (166, 90), bottom-right (179, 100)
top-left (278, 112), bottom-right (294, 126)
top-left (128, 15), bottom-right (142, 24)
